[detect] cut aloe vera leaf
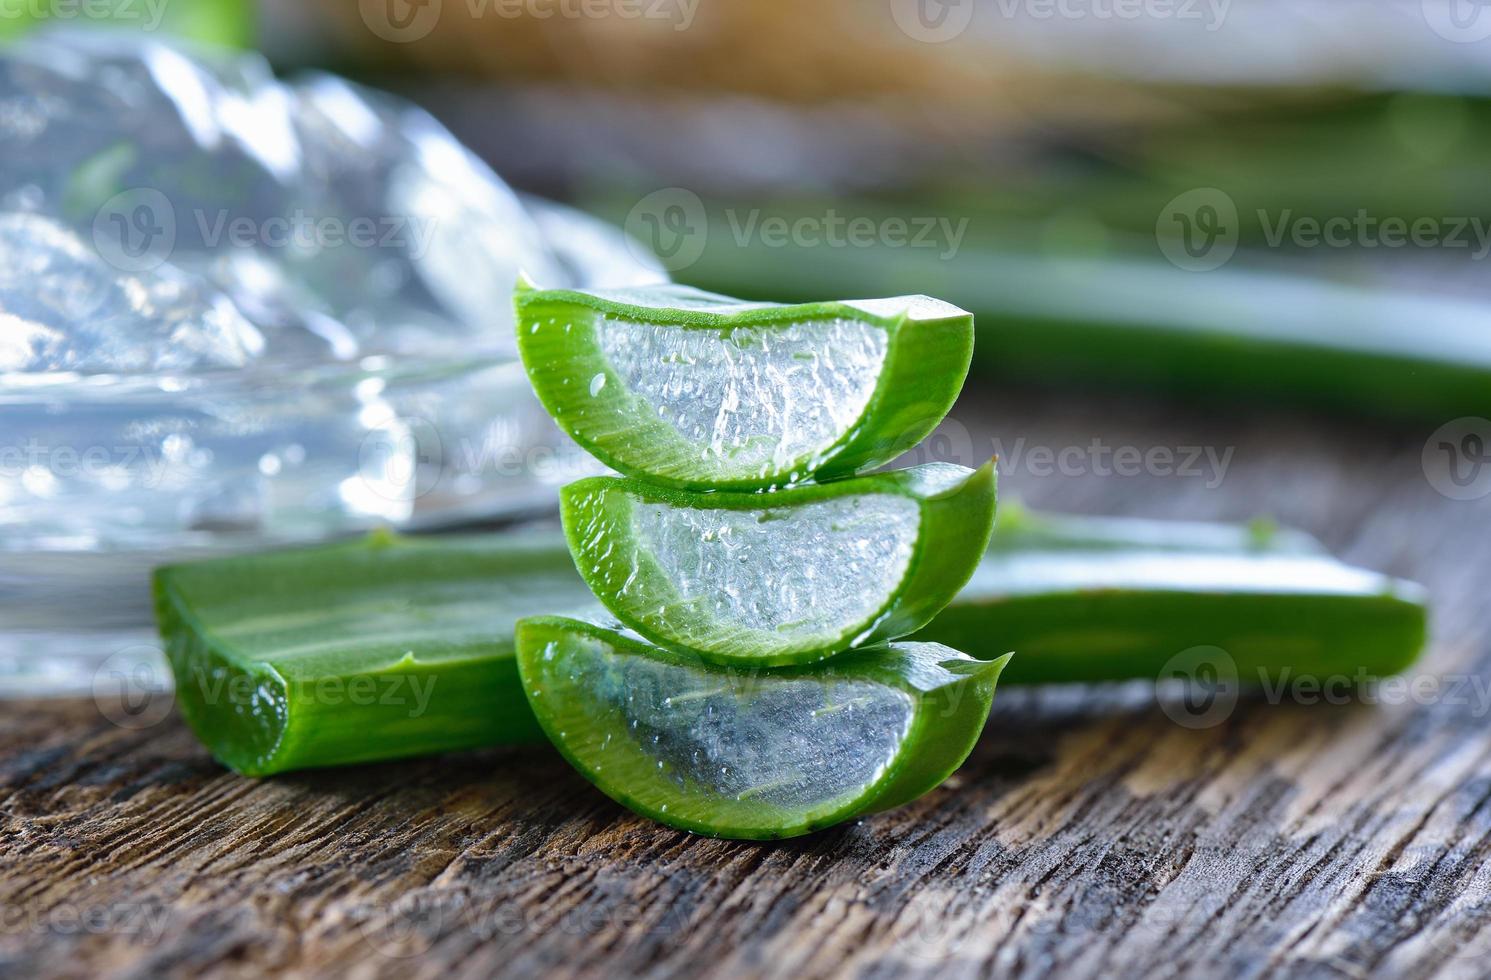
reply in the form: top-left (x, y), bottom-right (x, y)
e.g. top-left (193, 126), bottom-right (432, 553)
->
top-left (561, 461), bottom-right (996, 666)
top-left (917, 510), bottom-right (1428, 685)
top-left (158, 512), bottom-right (1427, 776)
top-left (154, 530), bottom-right (599, 776)
top-left (515, 616), bottom-right (1008, 840)
top-left (514, 280), bottom-right (974, 490)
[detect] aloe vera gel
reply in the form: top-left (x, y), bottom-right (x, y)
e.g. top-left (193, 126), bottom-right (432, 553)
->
top-left (518, 618), bottom-right (1007, 840)
top-left (516, 284), bottom-right (999, 837)
top-left (561, 463), bottom-right (995, 665)
top-left (515, 281), bottom-right (975, 489)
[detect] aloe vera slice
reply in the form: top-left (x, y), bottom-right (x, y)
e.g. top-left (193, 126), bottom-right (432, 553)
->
top-left (154, 530), bottom-right (598, 776)
top-left (514, 281), bottom-right (974, 490)
top-left (561, 461), bottom-right (996, 666)
top-left (916, 507), bottom-right (1428, 684)
top-left (514, 616), bottom-right (1007, 839)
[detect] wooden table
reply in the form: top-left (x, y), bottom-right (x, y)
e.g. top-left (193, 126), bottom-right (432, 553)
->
top-left (4, 385), bottom-right (1488, 979)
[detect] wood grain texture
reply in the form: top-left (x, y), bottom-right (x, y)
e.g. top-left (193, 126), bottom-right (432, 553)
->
top-left (3, 386), bottom-right (1490, 980)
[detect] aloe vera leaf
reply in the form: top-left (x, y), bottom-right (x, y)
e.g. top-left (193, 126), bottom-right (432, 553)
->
top-left (513, 280), bottom-right (974, 490)
top-left (915, 510), bottom-right (1428, 684)
top-left (514, 616), bottom-right (1008, 840)
top-left (561, 461), bottom-right (996, 666)
top-left (153, 529), bottom-right (598, 776)
top-left (156, 513), bottom-right (1427, 775)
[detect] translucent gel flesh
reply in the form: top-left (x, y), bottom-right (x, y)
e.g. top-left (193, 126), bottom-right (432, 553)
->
top-left (629, 493), bottom-right (919, 639)
top-left (536, 635), bottom-right (915, 812)
top-left (596, 316), bottom-right (888, 474)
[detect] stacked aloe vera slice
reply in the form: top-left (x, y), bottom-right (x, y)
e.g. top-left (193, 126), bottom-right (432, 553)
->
top-left (513, 281), bottom-right (1005, 838)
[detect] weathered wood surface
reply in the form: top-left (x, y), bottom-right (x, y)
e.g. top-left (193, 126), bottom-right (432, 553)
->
top-left (3, 386), bottom-right (1490, 980)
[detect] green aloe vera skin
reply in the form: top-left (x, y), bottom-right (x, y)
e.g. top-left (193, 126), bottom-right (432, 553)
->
top-left (915, 507), bottom-right (1428, 685)
top-left (561, 462), bottom-right (997, 666)
top-left (514, 616), bottom-right (1008, 840)
top-left (514, 280), bottom-right (974, 491)
top-left (154, 530), bottom-right (598, 776)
